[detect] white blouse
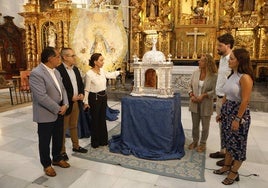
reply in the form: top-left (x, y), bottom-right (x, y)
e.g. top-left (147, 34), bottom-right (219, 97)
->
top-left (83, 68), bottom-right (120, 104)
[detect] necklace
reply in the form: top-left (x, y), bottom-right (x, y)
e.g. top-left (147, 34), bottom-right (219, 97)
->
top-left (92, 68), bottom-right (100, 75)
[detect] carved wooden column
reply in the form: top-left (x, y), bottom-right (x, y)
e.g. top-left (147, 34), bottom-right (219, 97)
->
top-left (63, 21), bottom-right (69, 47)
top-left (57, 21), bottom-right (63, 48)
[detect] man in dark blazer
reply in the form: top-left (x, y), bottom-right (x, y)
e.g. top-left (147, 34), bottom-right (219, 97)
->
top-left (29, 47), bottom-right (70, 177)
top-left (57, 48), bottom-right (87, 161)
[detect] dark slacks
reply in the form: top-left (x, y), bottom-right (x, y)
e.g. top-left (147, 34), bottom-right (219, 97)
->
top-left (89, 91), bottom-right (108, 148)
top-left (37, 115), bottom-right (64, 168)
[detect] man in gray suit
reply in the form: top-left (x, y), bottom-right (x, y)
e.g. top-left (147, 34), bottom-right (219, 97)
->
top-left (29, 47), bottom-right (70, 177)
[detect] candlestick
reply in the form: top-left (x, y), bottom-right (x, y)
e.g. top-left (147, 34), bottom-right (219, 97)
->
top-left (180, 41), bottom-right (183, 59)
top-left (206, 41), bottom-right (208, 53)
top-left (175, 41), bottom-right (178, 58)
top-left (7, 54), bottom-right (10, 62)
top-left (201, 40), bottom-right (204, 54)
top-left (187, 42), bottom-right (190, 59)
top-left (211, 41), bottom-right (214, 54)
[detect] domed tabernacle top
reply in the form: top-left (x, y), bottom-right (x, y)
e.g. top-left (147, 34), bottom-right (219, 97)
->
top-left (142, 37), bottom-right (166, 64)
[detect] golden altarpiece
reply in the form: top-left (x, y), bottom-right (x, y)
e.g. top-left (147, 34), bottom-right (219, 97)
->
top-left (18, 0), bottom-right (268, 80)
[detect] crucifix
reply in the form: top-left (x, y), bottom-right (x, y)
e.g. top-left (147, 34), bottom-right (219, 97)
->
top-left (186, 28), bottom-right (206, 59)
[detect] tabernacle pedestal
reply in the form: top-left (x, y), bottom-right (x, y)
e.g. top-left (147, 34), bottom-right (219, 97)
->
top-left (109, 93), bottom-right (185, 160)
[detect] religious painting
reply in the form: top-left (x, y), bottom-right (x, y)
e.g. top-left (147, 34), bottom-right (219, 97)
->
top-left (69, 8), bottom-right (127, 72)
top-left (145, 68), bottom-right (157, 88)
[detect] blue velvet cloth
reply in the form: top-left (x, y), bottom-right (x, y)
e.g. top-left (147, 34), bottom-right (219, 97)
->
top-left (67, 105), bottom-right (119, 138)
top-left (109, 93), bottom-right (185, 160)
top-left (77, 102), bottom-right (91, 138)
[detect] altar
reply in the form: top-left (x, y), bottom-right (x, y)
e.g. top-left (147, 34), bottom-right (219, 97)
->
top-left (172, 63), bottom-right (198, 96)
top-left (109, 93), bottom-right (185, 160)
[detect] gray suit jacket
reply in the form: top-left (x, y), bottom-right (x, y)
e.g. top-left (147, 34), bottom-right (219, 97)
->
top-left (29, 63), bottom-right (68, 123)
top-left (189, 69), bottom-right (217, 116)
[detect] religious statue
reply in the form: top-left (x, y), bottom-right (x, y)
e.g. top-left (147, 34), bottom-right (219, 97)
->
top-left (191, 0), bottom-right (209, 18)
top-left (47, 25), bottom-right (56, 47)
top-left (146, 0), bottom-right (159, 18)
top-left (238, 0), bottom-right (255, 12)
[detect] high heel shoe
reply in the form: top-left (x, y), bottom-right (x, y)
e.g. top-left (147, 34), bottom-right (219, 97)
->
top-left (213, 165), bottom-right (231, 175)
top-left (222, 170), bottom-right (240, 185)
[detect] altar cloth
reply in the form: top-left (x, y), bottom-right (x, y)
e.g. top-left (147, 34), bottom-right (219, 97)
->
top-left (109, 93), bottom-right (185, 160)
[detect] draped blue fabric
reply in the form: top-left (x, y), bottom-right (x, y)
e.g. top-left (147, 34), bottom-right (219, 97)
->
top-left (109, 93), bottom-right (185, 160)
top-left (77, 102), bottom-right (91, 138)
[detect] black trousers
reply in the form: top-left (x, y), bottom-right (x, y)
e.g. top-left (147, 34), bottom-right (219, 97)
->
top-left (89, 91), bottom-right (108, 148)
top-left (37, 115), bottom-right (64, 168)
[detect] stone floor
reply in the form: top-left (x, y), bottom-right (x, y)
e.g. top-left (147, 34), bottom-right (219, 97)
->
top-left (0, 99), bottom-right (267, 188)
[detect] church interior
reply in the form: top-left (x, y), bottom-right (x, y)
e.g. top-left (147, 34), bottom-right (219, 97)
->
top-left (0, 0), bottom-right (268, 188)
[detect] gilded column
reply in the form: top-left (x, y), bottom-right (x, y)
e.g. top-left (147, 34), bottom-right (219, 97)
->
top-left (25, 23), bottom-right (31, 70)
top-left (57, 21), bottom-right (63, 49)
top-left (63, 21), bottom-right (69, 47)
top-left (30, 23), bottom-right (37, 68)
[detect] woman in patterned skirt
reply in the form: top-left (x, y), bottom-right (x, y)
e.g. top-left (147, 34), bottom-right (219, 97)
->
top-left (213, 48), bottom-right (254, 185)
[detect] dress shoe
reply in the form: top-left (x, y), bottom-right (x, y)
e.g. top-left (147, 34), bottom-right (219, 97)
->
top-left (52, 160), bottom-right (70, 168)
top-left (61, 152), bottom-right (69, 161)
top-left (44, 166), bottom-right (56, 177)
top-left (216, 159), bottom-right (225, 166)
top-left (196, 144), bottom-right (206, 153)
top-left (188, 142), bottom-right (198, 150)
top-left (209, 151), bottom-right (225, 158)
top-left (72, 146), bottom-right (88, 153)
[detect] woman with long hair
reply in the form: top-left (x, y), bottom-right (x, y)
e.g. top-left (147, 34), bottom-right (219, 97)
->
top-left (213, 48), bottom-right (254, 185)
top-left (188, 54), bottom-right (218, 152)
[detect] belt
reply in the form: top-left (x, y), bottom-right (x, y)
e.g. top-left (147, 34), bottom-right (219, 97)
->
top-left (90, 90), bottom-right (106, 100)
top-left (217, 95), bottom-right (223, 98)
top-left (90, 90), bottom-right (106, 95)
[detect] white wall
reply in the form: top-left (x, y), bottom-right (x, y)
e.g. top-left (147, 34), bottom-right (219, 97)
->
top-left (0, 0), bottom-right (27, 28)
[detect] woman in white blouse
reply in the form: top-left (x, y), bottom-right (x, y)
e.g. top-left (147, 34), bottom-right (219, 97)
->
top-left (83, 53), bottom-right (120, 148)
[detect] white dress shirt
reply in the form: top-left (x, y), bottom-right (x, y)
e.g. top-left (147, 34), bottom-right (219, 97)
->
top-left (63, 63), bottom-right (78, 96)
top-left (42, 63), bottom-right (62, 100)
top-left (215, 54), bottom-right (231, 97)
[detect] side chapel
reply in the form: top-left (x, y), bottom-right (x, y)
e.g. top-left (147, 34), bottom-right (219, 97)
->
top-left (1, 0), bottom-right (268, 84)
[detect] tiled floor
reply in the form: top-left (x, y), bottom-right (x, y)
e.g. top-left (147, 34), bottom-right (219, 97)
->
top-left (0, 100), bottom-right (267, 188)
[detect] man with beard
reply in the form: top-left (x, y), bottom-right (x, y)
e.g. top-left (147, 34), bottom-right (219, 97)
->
top-left (209, 33), bottom-right (235, 166)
